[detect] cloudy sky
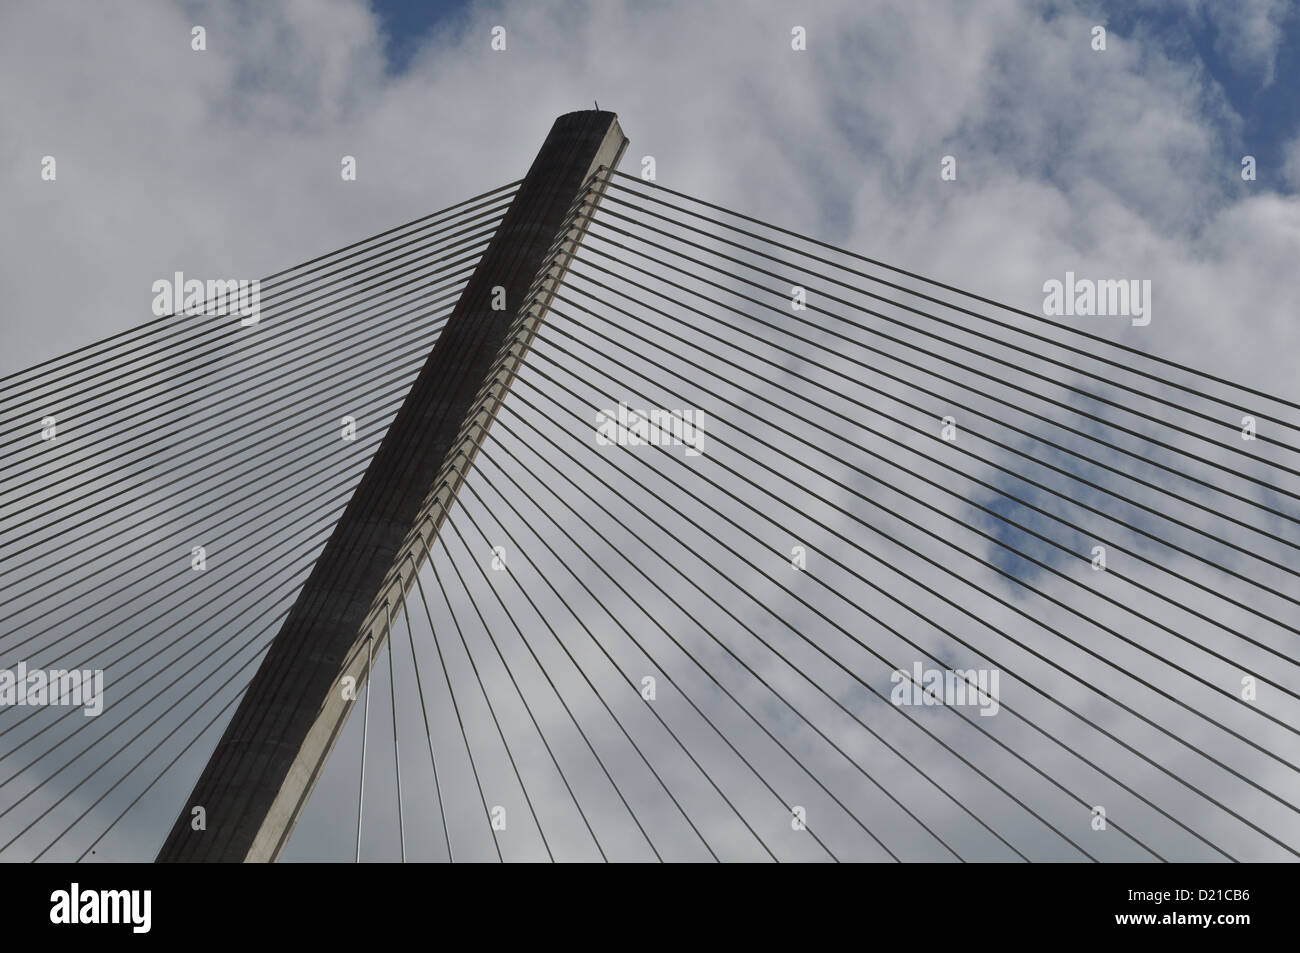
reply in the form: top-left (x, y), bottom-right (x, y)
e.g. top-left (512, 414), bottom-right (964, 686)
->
top-left (0, 0), bottom-right (1297, 385)
top-left (1, 0), bottom-right (1298, 863)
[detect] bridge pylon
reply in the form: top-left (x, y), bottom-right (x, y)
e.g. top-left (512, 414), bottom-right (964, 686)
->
top-left (157, 110), bottom-right (628, 862)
